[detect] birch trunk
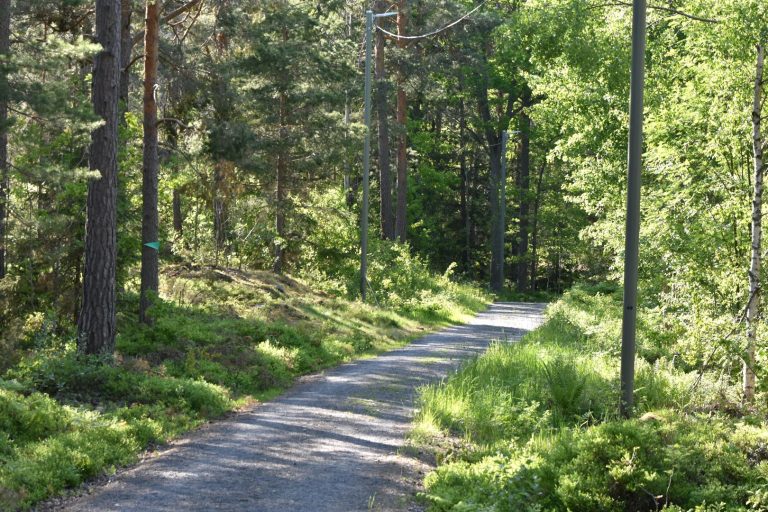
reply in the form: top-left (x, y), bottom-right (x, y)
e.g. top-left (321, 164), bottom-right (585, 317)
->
top-left (745, 43), bottom-right (765, 402)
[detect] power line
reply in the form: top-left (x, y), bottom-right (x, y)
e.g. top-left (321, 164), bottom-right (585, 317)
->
top-left (374, 0), bottom-right (488, 41)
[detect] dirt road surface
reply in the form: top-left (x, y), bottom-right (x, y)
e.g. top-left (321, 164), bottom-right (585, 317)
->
top-left (60, 302), bottom-right (545, 512)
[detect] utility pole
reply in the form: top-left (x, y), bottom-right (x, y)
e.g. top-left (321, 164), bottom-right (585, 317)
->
top-left (361, 9), bottom-right (397, 302)
top-left (620, 0), bottom-right (647, 417)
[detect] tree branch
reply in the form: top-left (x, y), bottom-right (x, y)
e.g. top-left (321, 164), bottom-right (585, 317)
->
top-left (589, 1), bottom-right (720, 24)
top-left (132, 0), bottom-right (205, 46)
top-left (157, 118), bottom-right (191, 129)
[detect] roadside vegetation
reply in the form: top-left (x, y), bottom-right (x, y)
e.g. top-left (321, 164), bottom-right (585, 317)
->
top-left (412, 285), bottom-right (768, 511)
top-left (0, 242), bottom-right (488, 510)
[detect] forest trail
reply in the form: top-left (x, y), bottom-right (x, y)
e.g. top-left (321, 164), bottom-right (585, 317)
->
top-left (60, 303), bottom-right (544, 512)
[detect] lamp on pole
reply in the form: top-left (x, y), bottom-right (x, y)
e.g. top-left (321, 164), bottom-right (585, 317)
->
top-left (620, 0), bottom-right (647, 417)
top-left (361, 9), bottom-right (397, 302)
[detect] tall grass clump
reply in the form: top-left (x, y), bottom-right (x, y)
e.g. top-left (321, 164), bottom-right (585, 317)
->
top-left (413, 285), bottom-right (767, 511)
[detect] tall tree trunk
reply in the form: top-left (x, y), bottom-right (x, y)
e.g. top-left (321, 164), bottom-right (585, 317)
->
top-left (488, 138), bottom-right (503, 293)
top-left (163, 120), bottom-right (185, 245)
top-left (394, 2), bottom-right (408, 243)
top-left (529, 163), bottom-right (546, 292)
top-left (78, 0), bottom-right (121, 355)
top-left (476, 64), bottom-right (504, 292)
top-left (375, 0), bottom-right (394, 240)
top-left (173, 188), bottom-right (184, 237)
top-left (459, 95), bottom-right (471, 272)
top-left (212, 162), bottom-right (228, 263)
top-left (470, 148), bottom-right (479, 260)
top-left (139, 0), bottom-right (160, 325)
top-left (516, 90), bottom-right (532, 292)
top-left (343, 9), bottom-right (355, 209)
top-left (273, 90), bottom-right (288, 274)
top-left (745, 43), bottom-right (765, 402)
top-left (0, 0), bottom-right (9, 280)
top-left (119, 0), bottom-right (132, 111)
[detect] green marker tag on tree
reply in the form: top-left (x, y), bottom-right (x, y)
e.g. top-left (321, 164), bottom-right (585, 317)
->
top-left (144, 242), bottom-right (160, 251)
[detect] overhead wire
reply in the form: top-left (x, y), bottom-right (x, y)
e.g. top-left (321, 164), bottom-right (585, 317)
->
top-left (374, 0), bottom-right (488, 41)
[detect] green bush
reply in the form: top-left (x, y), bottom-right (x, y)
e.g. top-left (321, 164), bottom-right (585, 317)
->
top-left (414, 285), bottom-right (765, 511)
top-left (297, 190), bottom-right (488, 323)
top-left (1, 263), bottom-right (489, 510)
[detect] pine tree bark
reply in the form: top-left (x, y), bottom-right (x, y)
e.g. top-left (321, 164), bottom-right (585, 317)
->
top-left (139, 0), bottom-right (160, 325)
top-left (516, 90), bottom-right (532, 292)
top-left (394, 2), bottom-right (408, 243)
top-left (375, 0), bottom-right (394, 240)
top-left (119, 0), bottom-right (132, 110)
top-left (0, 0), bottom-right (9, 280)
top-left (78, 0), bottom-right (121, 355)
top-left (745, 43), bottom-right (765, 402)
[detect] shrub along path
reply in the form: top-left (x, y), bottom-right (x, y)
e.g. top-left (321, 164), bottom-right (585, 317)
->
top-left (60, 303), bottom-right (544, 512)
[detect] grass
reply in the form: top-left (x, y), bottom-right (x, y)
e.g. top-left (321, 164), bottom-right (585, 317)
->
top-left (411, 284), bottom-right (768, 511)
top-left (0, 265), bottom-right (489, 511)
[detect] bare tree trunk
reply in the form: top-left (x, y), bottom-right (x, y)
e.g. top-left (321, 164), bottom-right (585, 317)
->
top-left (488, 138), bottom-right (503, 292)
top-left (0, 0), bottom-right (9, 280)
top-left (470, 149), bottom-right (478, 260)
top-left (529, 163), bottom-right (546, 291)
top-left (273, 90), bottom-right (288, 274)
top-left (459, 95), bottom-right (471, 272)
top-left (139, 0), bottom-right (160, 325)
top-left (476, 64), bottom-right (504, 292)
top-left (212, 162), bottom-right (228, 263)
top-left (343, 10), bottom-right (355, 209)
top-left (394, 2), bottom-right (408, 243)
top-left (119, 0), bottom-right (132, 111)
top-left (745, 43), bottom-right (765, 402)
top-left (375, 0), bottom-right (394, 240)
top-left (516, 91), bottom-right (532, 292)
top-left (173, 188), bottom-right (184, 237)
top-left (78, 0), bottom-right (121, 355)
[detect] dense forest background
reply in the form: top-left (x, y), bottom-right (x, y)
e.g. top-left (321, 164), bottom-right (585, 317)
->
top-left (0, 0), bottom-right (767, 509)
top-left (1, 0), bottom-right (764, 358)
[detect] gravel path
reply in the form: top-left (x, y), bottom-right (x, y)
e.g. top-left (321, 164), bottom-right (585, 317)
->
top-left (60, 302), bottom-right (544, 512)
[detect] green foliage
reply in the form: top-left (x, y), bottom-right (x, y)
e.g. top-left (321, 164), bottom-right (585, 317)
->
top-left (413, 286), bottom-right (764, 511)
top-left (0, 357), bottom-right (233, 511)
top-left (1, 266), bottom-right (488, 509)
top-left (422, 413), bottom-right (768, 512)
top-left (297, 190), bottom-right (490, 323)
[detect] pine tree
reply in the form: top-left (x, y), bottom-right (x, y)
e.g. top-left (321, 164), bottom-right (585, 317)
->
top-left (139, 0), bottom-right (160, 325)
top-left (78, 0), bottom-right (121, 355)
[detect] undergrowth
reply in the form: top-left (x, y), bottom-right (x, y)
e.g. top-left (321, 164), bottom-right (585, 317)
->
top-left (0, 264), bottom-right (489, 510)
top-left (412, 284), bottom-right (768, 511)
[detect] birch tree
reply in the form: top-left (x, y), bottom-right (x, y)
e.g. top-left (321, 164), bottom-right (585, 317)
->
top-left (745, 42), bottom-right (765, 401)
